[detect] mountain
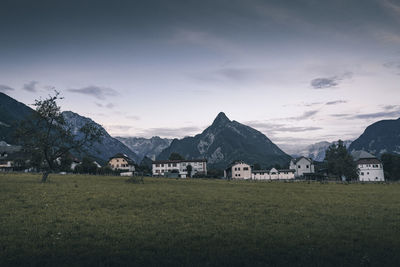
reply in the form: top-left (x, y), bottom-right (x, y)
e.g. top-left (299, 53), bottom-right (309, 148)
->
top-left (288, 140), bottom-right (352, 162)
top-left (349, 117), bottom-right (400, 156)
top-left (62, 111), bottom-right (140, 164)
top-left (157, 112), bottom-right (291, 169)
top-left (115, 136), bottom-right (172, 161)
top-left (0, 92), bottom-right (34, 143)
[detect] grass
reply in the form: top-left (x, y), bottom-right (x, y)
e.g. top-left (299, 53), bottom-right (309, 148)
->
top-left (0, 173), bottom-right (399, 266)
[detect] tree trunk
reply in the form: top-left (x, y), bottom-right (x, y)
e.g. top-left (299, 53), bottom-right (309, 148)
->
top-left (41, 171), bottom-right (50, 183)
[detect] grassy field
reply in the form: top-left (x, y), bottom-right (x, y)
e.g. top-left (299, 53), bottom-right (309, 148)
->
top-left (0, 173), bottom-right (399, 266)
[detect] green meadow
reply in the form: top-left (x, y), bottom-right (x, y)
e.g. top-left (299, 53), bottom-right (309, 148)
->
top-left (0, 173), bottom-right (399, 266)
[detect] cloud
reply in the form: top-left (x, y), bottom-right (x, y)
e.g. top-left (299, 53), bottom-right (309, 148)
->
top-left (330, 113), bottom-right (350, 118)
top-left (23, 81), bottom-right (39, 92)
top-left (104, 125), bottom-right (132, 132)
top-left (311, 78), bottom-right (338, 89)
top-left (190, 67), bottom-right (261, 84)
top-left (351, 110), bottom-right (400, 120)
top-left (95, 102), bottom-right (115, 109)
top-left (383, 61), bottom-right (400, 74)
top-left (326, 100), bottom-right (347, 105)
top-left (245, 121), bottom-right (322, 136)
top-left (126, 115), bottom-right (140, 120)
top-left (383, 105), bottom-right (399, 110)
top-left (138, 126), bottom-right (202, 138)
top-left (68, 86), bottom-right (118, 100)
top-left (287, 110), bottom-right (319, 120)
top-left (0, 84), bottom-right (14, 92)
top-left (310, 72), bottom-right (353, 89)
top-left (171, 29), bottom-right (242, 56)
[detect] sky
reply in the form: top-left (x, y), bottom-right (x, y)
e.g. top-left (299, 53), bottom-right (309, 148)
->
top-left (1, 0), bottom-right (400, 151)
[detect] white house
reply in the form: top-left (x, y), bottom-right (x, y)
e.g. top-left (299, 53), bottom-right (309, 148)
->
top-left (152, 159), bottom-right (207, 178)
top-left (289, 157), bottom-right (315, 177)
top-left (108, 153), bottom-right (136, 172)
top-left (351, 151), bottom-right (384, 182)
top-left (224, 161), bottom-right (252, 179)
top-left (252, 168), bottom-right (295, 180)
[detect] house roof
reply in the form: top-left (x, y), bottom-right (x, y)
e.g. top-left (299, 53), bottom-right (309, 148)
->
top-left (357, 158), bottom-right (381, 165)
top-left (153, 159), bottom-right (207, 164)
top-left (0, 145), bottom-right (22, 154)
top-left (290, 156), bottom-right (312, 164)
top-left (224, 160), bottom-right (249, 171)
top-left (109, 153), bottom-right (135, 164)
top-left (351, 150), bottom-right (376, 161)
top-left (252, 169), bottom-right (295, 174)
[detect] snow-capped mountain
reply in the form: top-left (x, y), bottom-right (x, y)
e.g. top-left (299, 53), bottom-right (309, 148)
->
top-left (287, 140), bottom-right (352, 162)
top-left (115, 136), bottom-right (172, 161)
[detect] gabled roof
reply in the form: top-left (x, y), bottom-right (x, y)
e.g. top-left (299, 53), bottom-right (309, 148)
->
top-left (252, 168), bottom-right (295, 174)
top-left (109, 153), bottom-right (135, 165)
top-left (357, 158), bottom-right (381, 165)
top-left (152, 159), bottom-right (207, 164)
top-left (225, 160), bottom-right (250, 171)
top-left (291, 156), bottom-right (312, 164)
top-left (351, 150), bottom-right (376, 161)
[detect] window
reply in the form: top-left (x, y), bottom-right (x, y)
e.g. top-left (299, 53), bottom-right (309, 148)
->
top-left (361, 172), bottom-right (364, 175)
top-left (238, 167), bottom-right (241, 171)
top-left (117, 159), bottom-right (119, 162)
top-left (156, 164), bottom-right (160, 167)
top-left (168, 163), bottom-right (171, 167)
top-left (244, 167), bottom-right (249, 170)
top-left (298, 165), bottom-right (301, 168)
top-left (161, 164), bottom-right (164, 167)
top-left (367, 172), bottom-right (369, 175)
top-left (173, 163), bottom-right (177, 167)
top-left (306, 165), bottom-right (309, 168)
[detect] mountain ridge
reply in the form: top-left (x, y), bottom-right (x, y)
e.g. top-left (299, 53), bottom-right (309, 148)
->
top-left (349, 117), bottom-right (400, 156)
top-left (157, 112), bottom-right (292, 169)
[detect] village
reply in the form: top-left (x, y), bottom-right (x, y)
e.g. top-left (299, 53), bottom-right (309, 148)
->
top-left (0, 143), bottom-right (385, 182)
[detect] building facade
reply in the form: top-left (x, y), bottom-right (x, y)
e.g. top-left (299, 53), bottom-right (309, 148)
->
top-left (289, 157), bottom-right (315, 177)
top-left (351, 151), bottom-right (384, 182)
top-left (108, 153), bottom-right (135, 172)
top-left (224, 161), bottom-right (252, 179)
top-left (252, 168), bottom-right (295, 180)
top-left (152, 159), bottom-right (207, 178)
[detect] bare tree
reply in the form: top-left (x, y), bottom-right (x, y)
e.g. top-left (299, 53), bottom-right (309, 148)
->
top-left (16, 91), bottom-right (103, 182)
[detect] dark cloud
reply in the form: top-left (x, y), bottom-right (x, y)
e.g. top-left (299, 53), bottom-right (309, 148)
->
top-left (0, 84), bottom-right (14, 92)
top-left (288, 110), bottom-right (319, 120)
top-left (23, 81), bottom-right (39, 92)
top-left (311, 72), bottom-right (353, 89)
top-left (326, 100), bottom-right (347, 105)
top-left (383, 105), bottom-right (399, 110)
top-left (68, 86), bottom-right (118, 100)
top-left (351, 110), bottom-right (400, 120)
top-left (311, 78), bottom-right (338, 89)
top-left (330, 113), bottom-right (350, 118)
top-left (304, 102), bottom-right (323, 107)
top-left (245, 121), bottom-right (322, 135)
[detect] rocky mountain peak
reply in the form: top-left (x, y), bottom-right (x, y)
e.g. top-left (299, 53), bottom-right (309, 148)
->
top-left (211, 112), bottom-right (231, 127)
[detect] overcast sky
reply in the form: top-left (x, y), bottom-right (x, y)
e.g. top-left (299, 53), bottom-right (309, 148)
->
top-left (1, 0), bottom-right (400, 149)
